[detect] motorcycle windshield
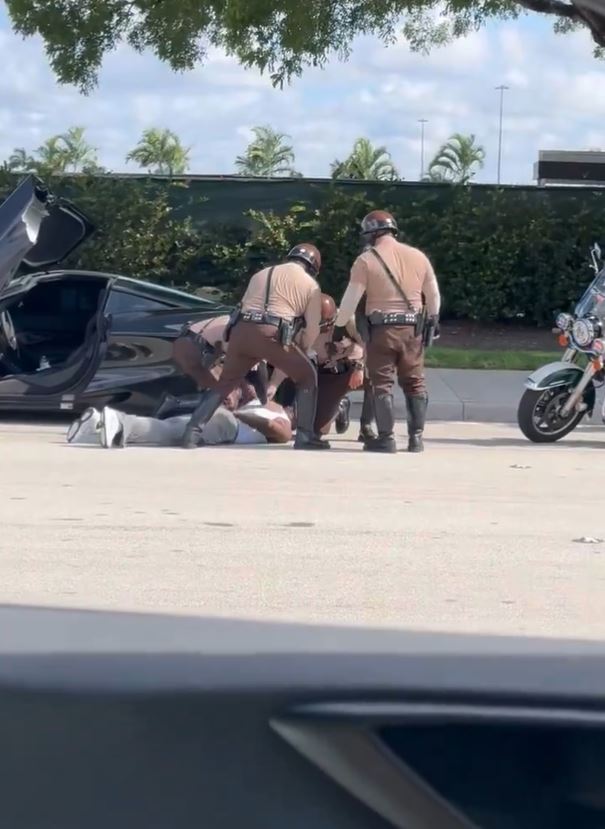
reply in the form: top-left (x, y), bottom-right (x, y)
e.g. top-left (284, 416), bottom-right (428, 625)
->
top-left (575, 268), bottom-right (605, 321)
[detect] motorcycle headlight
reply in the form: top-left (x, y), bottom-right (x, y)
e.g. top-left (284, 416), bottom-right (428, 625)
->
top-left (594, 338), bottom-right (605, 355)
top-left (572, 318), bottom-right (596, 347)
top-left (556, 312), bottom-right (573, 331)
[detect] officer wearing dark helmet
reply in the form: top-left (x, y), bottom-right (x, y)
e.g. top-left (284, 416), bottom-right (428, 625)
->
top-left (181, 243), bottom-right (329, 450)
top-left (333, 210), bottom-right (441, 453)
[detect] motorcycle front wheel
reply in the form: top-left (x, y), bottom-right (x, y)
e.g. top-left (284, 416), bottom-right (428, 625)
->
top-left (517, 386), bottom-right (588, 443)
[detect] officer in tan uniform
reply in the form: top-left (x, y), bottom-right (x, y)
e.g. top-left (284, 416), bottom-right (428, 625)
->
top-left (155, 313), bottom-right (268, 419)
top-left (267, 294), bottom-right (364, 435)
top-left (333, 210), bottom-right (440, 453)
top-left (172, 313), bottom-right (230, 391)
top-left (181, 243), bottom-right (328, 450)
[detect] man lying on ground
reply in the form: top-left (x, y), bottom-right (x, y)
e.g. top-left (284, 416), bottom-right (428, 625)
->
top-left (67, 386), bottom-right (292, 449)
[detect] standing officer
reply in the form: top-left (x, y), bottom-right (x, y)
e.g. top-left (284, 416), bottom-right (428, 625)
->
top-left (333, 210), bottom-right (440, 453)
top-left (181, 243), bottom-right (328, 450)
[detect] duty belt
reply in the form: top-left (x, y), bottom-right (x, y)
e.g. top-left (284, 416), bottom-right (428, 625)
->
top-left (367, 311), bottom-right (419, 326)
top-left (241, 311), bottom-right (294, 327)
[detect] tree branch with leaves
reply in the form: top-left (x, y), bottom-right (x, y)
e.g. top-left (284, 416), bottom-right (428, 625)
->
top-left (5, 0), bottom-right (605, 93)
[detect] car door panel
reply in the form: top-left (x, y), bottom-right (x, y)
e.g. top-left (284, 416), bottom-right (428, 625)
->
top-left (3, 608), bottom-right (605, 829)
top-left (0, 284), bottom-right (112, 408)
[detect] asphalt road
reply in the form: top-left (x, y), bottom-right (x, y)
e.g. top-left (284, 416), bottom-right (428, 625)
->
top-left (2, 418), bottom-right (605, 640)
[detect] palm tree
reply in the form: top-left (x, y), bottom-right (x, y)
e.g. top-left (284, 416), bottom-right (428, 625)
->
top-left (235, 126), bottom-right (298, 177)
top-left (6, 127), bottom-right (98, 176)
top-left (331, 138), bottom-right (399, 181)
top-left (126, 128), bottom-right (190, 176)
top-left (427, 133), bottom-right (486, 184)
top-left (59, 126), bottom-right (97, 172)
top-left (34, 136), bottom-right (71, 175)
top-left (7, 147), bottom-right (35, 172)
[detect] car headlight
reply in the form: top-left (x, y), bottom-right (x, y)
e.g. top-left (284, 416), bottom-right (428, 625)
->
top-left (556, 312), bottom-right (573, 331)
top-left (572, 318), bottom-right (596, 347)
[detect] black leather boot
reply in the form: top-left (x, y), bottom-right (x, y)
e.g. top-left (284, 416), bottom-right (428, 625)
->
top-left (335, 396), bottom-right (351, 434)
top-left (358, 386), bottom-right (377, 443)
top-left (406, 394), bottom-right (428, 453)
top-left (294, 386), bottom-right (331, 450)
top-left (154, 393), bottom-right (181, 420)
top-left (364, 393), bottom-right (397, 453)
top-left (181, 390), bottom-right (222, 448)
top-left (245, 362), bottom-right (269, 405)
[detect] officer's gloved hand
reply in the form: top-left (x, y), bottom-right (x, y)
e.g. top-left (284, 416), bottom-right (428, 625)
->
top-left (431, 315), bottom-right (441, 340)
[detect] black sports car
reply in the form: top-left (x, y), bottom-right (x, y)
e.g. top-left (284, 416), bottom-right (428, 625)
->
top-left (0, 176), bottom-right (229, 415)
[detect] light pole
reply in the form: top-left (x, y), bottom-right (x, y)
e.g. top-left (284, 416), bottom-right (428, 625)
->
top-left (418, 119), bottom-right (428, 180)
top-left (495, 85), bottom-right (508, 185)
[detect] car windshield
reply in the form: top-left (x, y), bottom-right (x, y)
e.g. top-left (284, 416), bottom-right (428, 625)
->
top-left (575, 267), bottom-right (605, 321)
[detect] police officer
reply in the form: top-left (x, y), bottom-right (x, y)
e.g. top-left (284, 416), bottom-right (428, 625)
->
top-left (172, 313), bottom-right (231, 391)
top-left (181, 243), bottom-right (328, 450)
top-left (267, 293), bottom-right (364, 436)
top-left (156, 313), bottom-right (268, 419)
top-left (333, 210), bottom-right (440, 453)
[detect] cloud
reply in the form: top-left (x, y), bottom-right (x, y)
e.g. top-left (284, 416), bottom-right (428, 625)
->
top-left (0, 8), bottom-right (604, 184)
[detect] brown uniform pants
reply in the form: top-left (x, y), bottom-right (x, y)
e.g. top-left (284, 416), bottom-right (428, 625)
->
top-left (215, 322), bottom-right (316, 400)
top-left (316, 369), bottom-right (353, 434)
top-left (366, 326), bottom-right (426, 397)
top-left (172, 334), bottom-right (218, 391)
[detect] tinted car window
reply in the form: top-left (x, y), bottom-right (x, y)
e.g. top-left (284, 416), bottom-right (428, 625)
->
top-left (106, 290), bottom-right (171, 314)
top-left (381, 721), bottom-right (605, 829)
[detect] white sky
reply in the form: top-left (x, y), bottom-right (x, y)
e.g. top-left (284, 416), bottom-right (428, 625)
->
top-left (0, 10), bottom-right (603, 183)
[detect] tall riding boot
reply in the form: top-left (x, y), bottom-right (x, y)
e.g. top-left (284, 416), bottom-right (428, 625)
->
top-left (154, 393), bottom-right (180, 420)
top-left (364, 393), bottom-right (396, 453)
top-left (335, 396), bottom-right (351, 434)
top-left (294, 386), bottom-right (331, 450)
top-left (358, 384), bottom-right (377, 443)
top-left (181, 389), bottom-right (223, 448)
top-left (246, 362), bottom-right (269, 405)
top-left (406, 394), bottom-right (428, 453)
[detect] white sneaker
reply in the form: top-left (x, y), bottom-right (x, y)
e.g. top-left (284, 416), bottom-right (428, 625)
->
top-left (66, 408), bottom-right (102, 445)
top-left (100, 406), bottom-right (126, 448)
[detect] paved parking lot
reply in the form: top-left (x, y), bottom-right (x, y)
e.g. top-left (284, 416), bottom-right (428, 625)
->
top-left (1, 417), bottom-right (604, 640)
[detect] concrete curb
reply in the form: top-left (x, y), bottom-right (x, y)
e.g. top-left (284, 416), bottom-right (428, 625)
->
top-left (347, 367), bottom-right (526, 424)
top-left (349, 400), bottom-right (517, 423)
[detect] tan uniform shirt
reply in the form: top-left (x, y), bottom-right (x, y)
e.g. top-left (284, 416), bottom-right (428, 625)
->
top-left (188, 314), bottom-right (230, 349)
top-left (350, 235), bottom-right (440, 315)
top-left (314, 327), bottom-right (364, 368)
top-left (241, 262), bottom-right (321, 351)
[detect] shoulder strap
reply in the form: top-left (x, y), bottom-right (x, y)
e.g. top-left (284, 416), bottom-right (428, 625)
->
top-left (263, 266), bottom-right (275, 312)
top-left (369, 248), bottom-right (413, 311)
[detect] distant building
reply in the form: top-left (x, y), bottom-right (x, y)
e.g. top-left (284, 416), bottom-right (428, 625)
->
top-left (534, 150), bottom-right (605, 186)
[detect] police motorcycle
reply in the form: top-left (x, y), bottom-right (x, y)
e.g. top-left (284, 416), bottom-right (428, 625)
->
top-left (518, 242), bottom-right (605, 443)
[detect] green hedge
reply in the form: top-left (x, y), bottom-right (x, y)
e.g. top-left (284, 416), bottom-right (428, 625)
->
top-left (1, 170), bottom-right (603, 325)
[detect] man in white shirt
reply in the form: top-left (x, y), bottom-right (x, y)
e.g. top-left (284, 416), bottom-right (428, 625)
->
top-left (67, 397), bottom-right (293, 449)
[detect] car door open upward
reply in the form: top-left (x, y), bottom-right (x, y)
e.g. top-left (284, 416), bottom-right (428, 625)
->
top-left (0, 278), bottom-right (114, 408)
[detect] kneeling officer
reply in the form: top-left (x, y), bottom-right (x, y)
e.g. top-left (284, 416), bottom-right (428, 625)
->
top-left (181, 243), bottom-right (329, 450)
